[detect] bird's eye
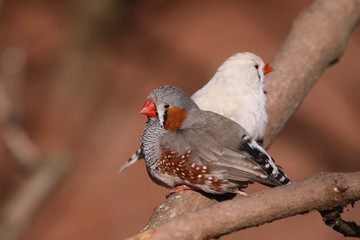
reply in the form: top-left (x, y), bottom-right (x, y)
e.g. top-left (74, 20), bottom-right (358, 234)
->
top-left (254, 64), bottom-right (259, 69)
top-left (164, 105), bottom-right (170, 109)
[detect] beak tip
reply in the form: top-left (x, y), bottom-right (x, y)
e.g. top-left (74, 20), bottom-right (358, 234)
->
top-left (140, 98), bottom-right (157, 117)
top-left (263, 63), bottom-right (273, 75)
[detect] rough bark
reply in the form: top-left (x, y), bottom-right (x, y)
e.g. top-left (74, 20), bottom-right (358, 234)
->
top-left (129, 172), bottom-right (360, 240)
top-left (264, 0), bottom-right (360, 147)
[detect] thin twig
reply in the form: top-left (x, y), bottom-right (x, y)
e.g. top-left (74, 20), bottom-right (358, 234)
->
top-left (321, 207), bottom-right (360, 237)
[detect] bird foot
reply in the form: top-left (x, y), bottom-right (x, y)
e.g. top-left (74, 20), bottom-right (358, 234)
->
top-left (166, 185), bottom-right (195, 197)
top-left (233, 189), bottom-right (248, 196)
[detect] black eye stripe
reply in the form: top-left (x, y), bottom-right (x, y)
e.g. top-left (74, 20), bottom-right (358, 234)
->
top-left (163, 105), bottom-right (170, 123)
top-left (163, 107), bottom-right (168, 124)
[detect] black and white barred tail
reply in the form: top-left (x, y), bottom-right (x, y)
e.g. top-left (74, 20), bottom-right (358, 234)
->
top-left (240, 135), bottom-right (291, 186)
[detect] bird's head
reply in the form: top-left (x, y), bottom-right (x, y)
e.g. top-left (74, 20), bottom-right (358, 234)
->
top-left (219, 52), bottom-right (273, 90)
top-left (140, 86), bottom-right (199, 130)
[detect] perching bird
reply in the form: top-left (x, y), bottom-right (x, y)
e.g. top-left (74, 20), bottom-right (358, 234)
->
top-left (119, 52), bottom-right (273, 172)
top-left (192, 52), bottom-right (272, 142)
top-left (139, 86), bottom-right (289, 194)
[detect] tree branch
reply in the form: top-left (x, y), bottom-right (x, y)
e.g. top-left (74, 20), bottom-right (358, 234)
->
top-left (128, 0), bottom-right (360, 238)
top-left (264, 0), bottom-right (360, 147)
top-left (129, 172), bottom-right (360, 240)
top-left (321, 207), bottom-right (360, 237)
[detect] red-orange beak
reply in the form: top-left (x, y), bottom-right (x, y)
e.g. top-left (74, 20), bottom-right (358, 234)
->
top-left (263, 63), bottom-right (273, 75)
top-left (139, 98), bottom-right (157, 117)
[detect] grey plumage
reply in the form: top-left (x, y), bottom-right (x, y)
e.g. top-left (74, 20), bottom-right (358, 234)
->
top-left (140, 86), bottom-right (290, 194)
top-left (141, 117), bottom-right (165, 167)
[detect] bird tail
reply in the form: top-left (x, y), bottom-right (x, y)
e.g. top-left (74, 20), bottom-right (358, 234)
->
top-left (119, 147), bottom-right (143, 172)
top-left (239, 135), bottom-right (291, 186)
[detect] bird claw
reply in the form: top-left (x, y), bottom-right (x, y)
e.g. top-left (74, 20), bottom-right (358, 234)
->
top-left (166, 185), bottom-right (195, 198)
top-left (233, 189), bottom-right (248, 196)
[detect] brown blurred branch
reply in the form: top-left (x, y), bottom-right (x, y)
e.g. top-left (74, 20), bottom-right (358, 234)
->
top-left (0, 46), bottom-right (72, 240)
top-left (127, 0), bottom-right (360, 239)
top-left (0, 153), bottom-right (71, 240)
top-left (0, 1), bottom-right (126, 239)
top-left (0, 48), bottom-right (39, 170)
top-left (42, 0), bottom-right (127, 146)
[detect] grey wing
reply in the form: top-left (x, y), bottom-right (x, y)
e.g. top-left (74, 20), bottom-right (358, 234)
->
top-left (161, 129), bottom-right (278, 186)
top-left (185, 130), bottom-right (282, 186)
top-left (183, 111), bottom-right (290, 186)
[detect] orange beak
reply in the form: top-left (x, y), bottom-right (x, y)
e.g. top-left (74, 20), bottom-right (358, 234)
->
top-left (139, 98), bottom-right (157, 117)
top-left (263, 63), bottom-right (273, 75)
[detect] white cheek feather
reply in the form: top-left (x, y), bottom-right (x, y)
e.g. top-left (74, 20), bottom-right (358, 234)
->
top-left (156, 104), bottom-right (166, 127)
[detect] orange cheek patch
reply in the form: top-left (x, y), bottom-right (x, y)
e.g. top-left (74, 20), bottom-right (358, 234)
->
top-left (164, 106), bottom-right (187, 130)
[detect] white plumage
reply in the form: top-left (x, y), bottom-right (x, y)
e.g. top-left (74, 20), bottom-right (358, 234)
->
top-left (192, 52), bottom-right (271, 141)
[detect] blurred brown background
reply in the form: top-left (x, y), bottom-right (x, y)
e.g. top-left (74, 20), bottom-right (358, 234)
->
top-left (0, 0), bottom-right (359, 239)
